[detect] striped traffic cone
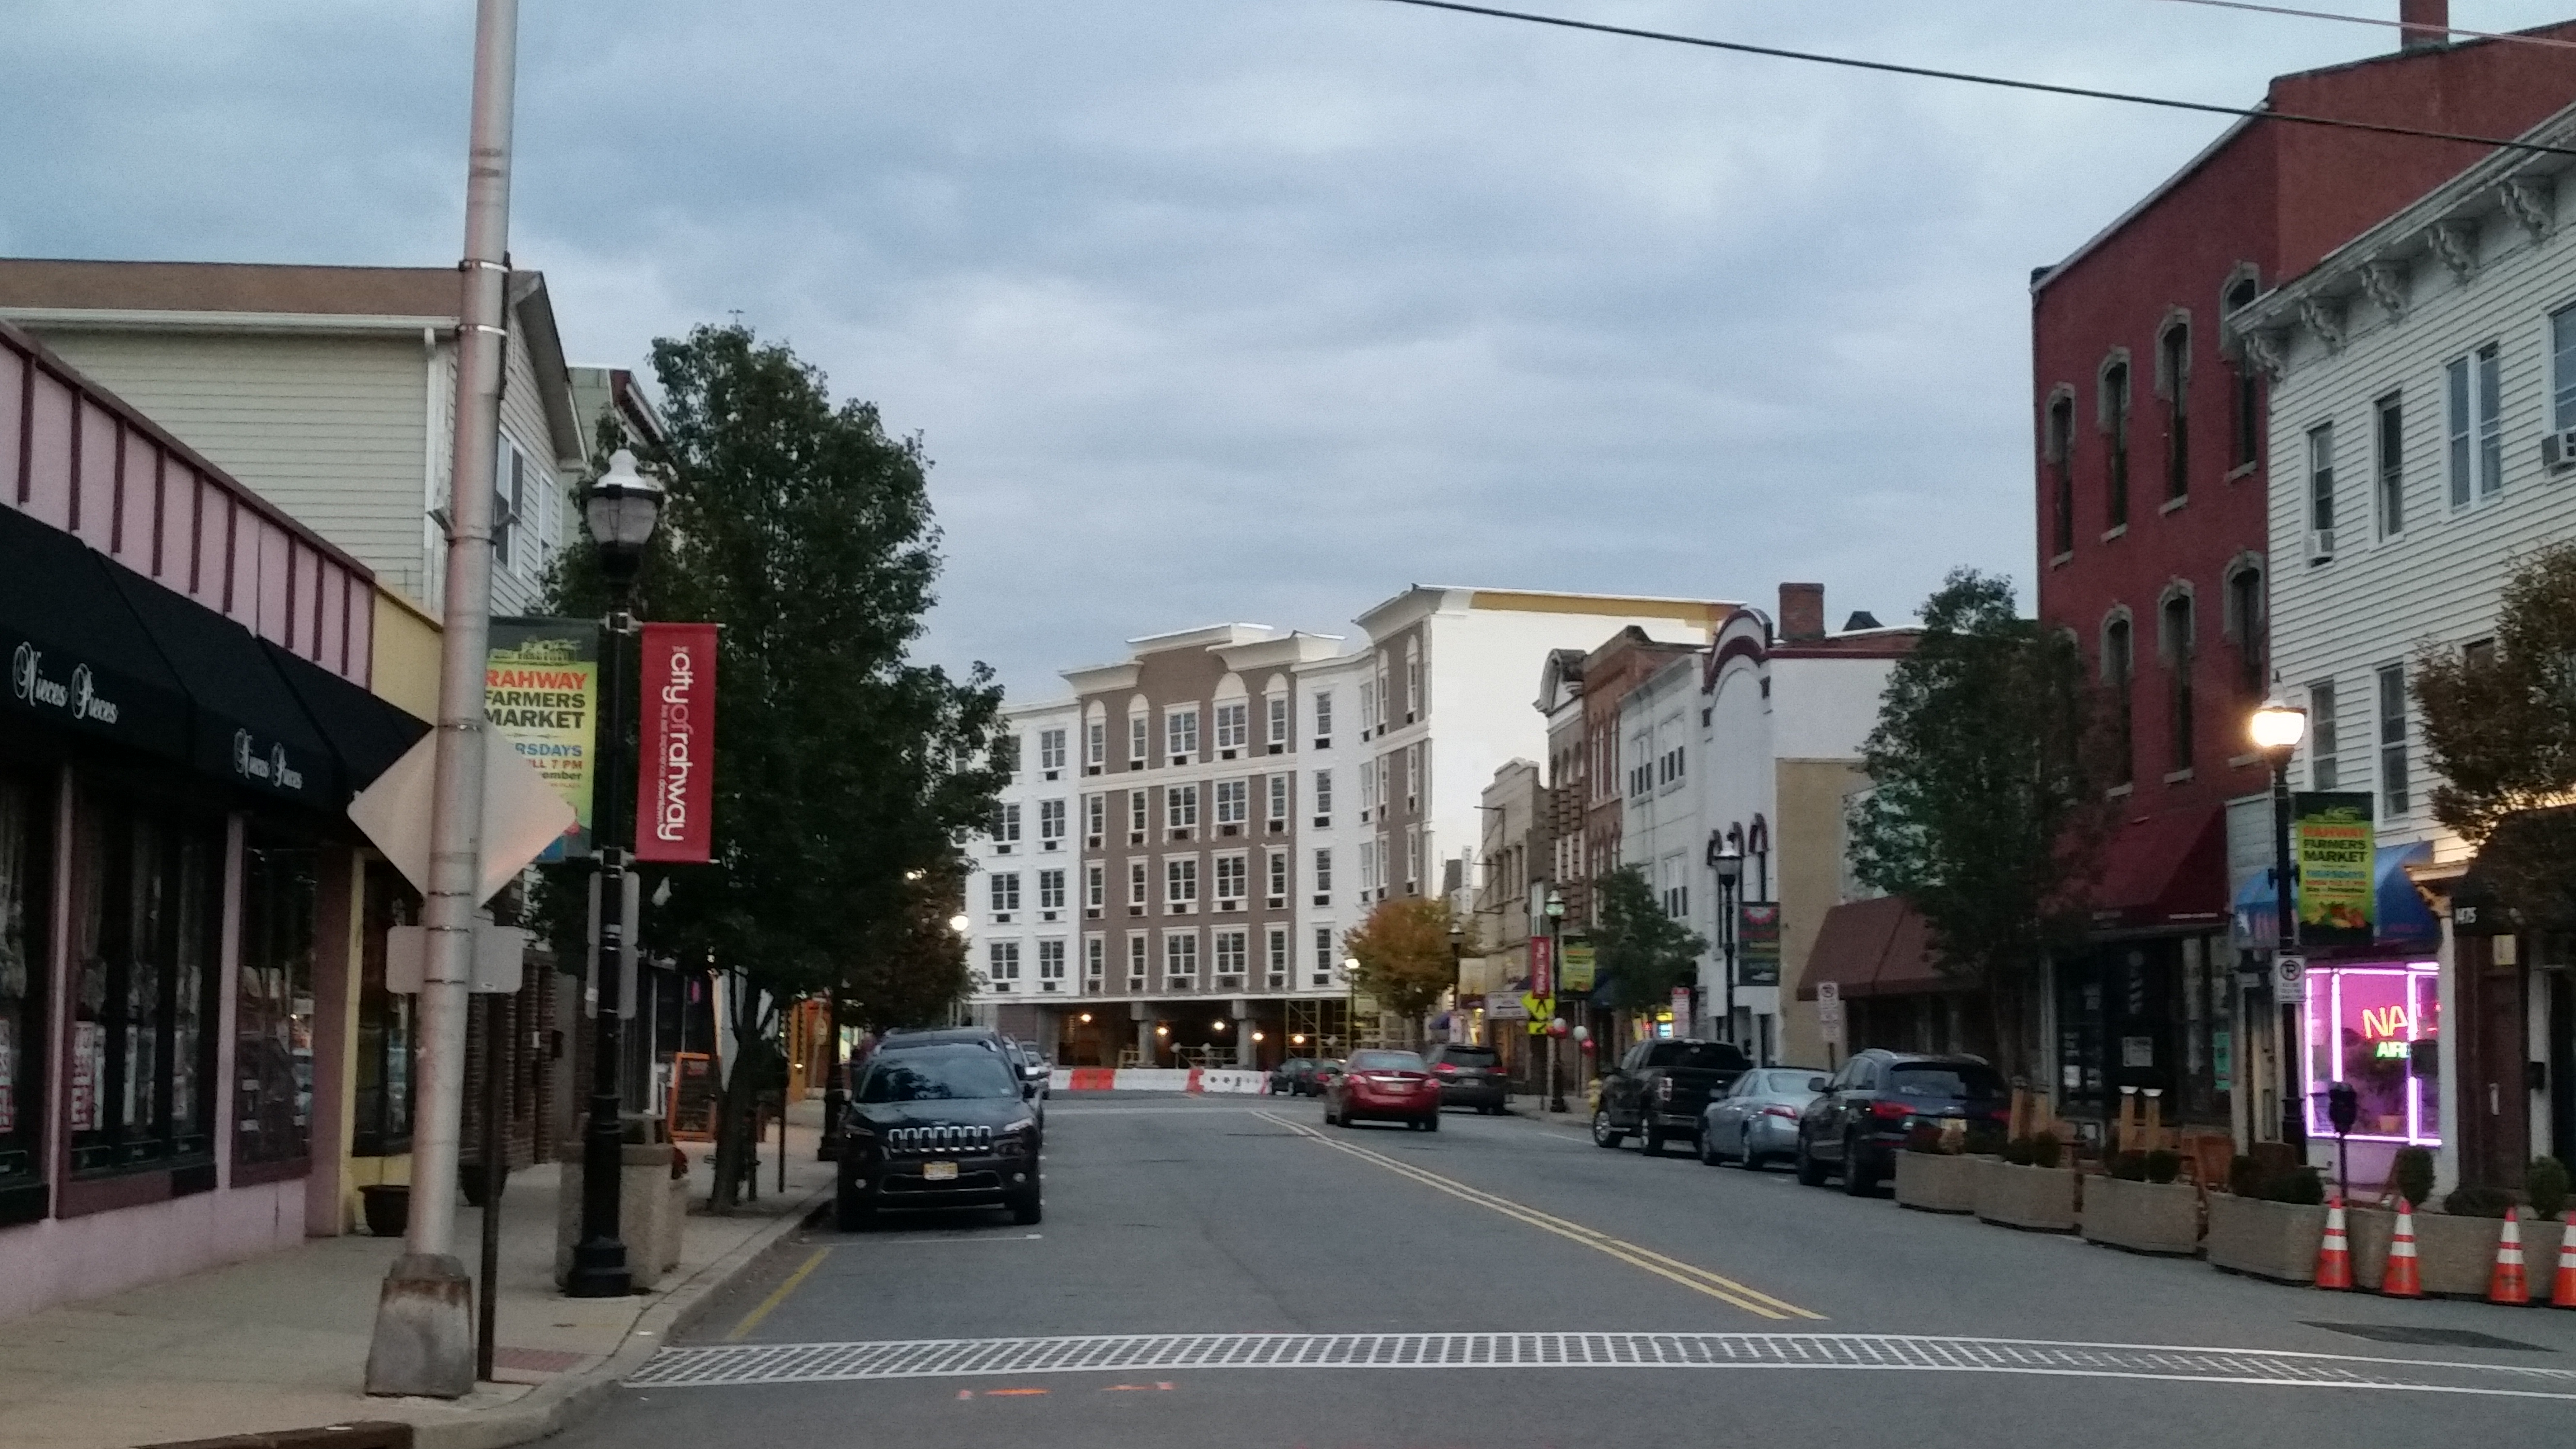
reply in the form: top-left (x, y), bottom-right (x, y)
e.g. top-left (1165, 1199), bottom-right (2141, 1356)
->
top-left (2550, 1224), bottom-right (2576, 1309)
top-left (2315, 1195), bottom-right (2354, 1290)
top-left (2489, 1207), bottom-right (2529, 1306)
top-left (2383, 1199), bottom-right (2423, 1299)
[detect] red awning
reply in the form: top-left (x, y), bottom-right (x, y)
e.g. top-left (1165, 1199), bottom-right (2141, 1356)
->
top-left (1796, 896), bottom-right (1960, 1000)
top-left (2088, 804), bottom-right (2226, 932)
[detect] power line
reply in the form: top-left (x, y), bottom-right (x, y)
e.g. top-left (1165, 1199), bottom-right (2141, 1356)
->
top-left (2143, 0), bottom-right (2576, 52)
top-left (1369, 0), bottom-right (2576, 159)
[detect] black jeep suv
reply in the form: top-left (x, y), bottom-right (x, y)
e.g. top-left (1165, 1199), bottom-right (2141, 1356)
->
top-left (837, 1040), bottom-right (1042, 1230)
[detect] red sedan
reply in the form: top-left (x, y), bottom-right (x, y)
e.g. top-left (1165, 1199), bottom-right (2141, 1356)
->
top-left (1323, 1049), bottom-right (1443, 1131)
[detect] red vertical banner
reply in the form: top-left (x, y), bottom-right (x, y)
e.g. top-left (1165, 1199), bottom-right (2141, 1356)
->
top-left (1528, 935), bottom-right (1553, 998)
top-left (637, 623), bottom-right (717, 863)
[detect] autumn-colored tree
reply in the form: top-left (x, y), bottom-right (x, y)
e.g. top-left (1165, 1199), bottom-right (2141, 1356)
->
top-left (1342, 898), bottom-right (1478, 1043)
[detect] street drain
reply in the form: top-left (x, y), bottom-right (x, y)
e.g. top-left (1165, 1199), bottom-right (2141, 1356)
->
top-left (2303, 1322), bottom-right (2552, 1352)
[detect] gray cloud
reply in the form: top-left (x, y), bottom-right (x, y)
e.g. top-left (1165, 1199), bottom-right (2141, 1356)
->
top-left (9, 0), bottom-right (2559, 698)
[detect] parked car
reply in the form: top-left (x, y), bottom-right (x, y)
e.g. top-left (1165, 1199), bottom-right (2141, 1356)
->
top-left (836, 1040), bottom-right (1043, 1231)
top-left (1270, 1057), bottom-right (1336, 1096)
top-left (1421, 1043), bottom-right (1508, 1113)
top-left (1004, 1038), bottom-right (1052, 1100)
top-left (1591, 1039), bottom-right (1752, 1154)
top-left (1794, 1049), bottom-right (2009, 1195)
top-left (871, 1027), bottom-right (1043, 1145)
top-left (1697, 1066), bottom-right (1828, 1169)
top-left (1323, 1048), bottom-right (1443, 1130)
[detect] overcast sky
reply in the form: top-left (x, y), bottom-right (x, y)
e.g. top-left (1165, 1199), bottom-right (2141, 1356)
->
top-left (7, 1), bottom-right (2562, 699)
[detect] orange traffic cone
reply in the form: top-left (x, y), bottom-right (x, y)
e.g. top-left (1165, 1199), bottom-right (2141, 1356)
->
top-left (2383, 1199), bottom-right (2424, 1299)
top-left (2550, 1224), bottom-right (2576, 1309)
top-left (2315, 1195), bottom-right (2354, 1290)
top-left (2489, 1207), bottom-right (2529, 1306)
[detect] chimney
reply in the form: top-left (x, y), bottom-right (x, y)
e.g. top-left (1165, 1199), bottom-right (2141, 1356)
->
top-left (2399, 0), bottom-right (2447, 50)
top-left (1778, 582), bottom-right (1826, 643)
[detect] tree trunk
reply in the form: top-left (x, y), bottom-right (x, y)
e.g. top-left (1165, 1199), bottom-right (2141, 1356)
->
top-left (705, 989), bottom-right (777, 1213)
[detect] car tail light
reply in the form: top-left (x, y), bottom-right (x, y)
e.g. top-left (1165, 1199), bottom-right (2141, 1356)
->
top-left (1870, 1100), bottom-right (1913, 1121)
top-left (1434, 1063), bottom-right (1457, 1073)
top-left (1759, 1105), bottom-right (1799, 1120)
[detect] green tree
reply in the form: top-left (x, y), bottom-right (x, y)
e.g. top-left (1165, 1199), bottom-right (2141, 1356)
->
top-left (1589, 863), bottom-right (1708, 1015)
top-left (2414, 542), bottom-right (2576, 934)
top-left (1342, 898), bottom-right (1477, 1043)
top-left (1846, 569), bottom-right (2109, 1078)
top-left (541, 323), bottom-right (1005, 1208)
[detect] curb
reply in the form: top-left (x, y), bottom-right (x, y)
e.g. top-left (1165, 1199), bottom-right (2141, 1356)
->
top-left (411, 1183), bottom-right (834, 1449)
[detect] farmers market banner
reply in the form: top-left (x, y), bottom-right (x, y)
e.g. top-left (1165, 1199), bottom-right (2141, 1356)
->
top-left (1738, 904), bottom-right (1782, 987)
top-left (637, 623), bottom-right (717, 864)
top-left (2293, 792), bottom-right (2375, 947)
top-left (487, 617), bottom-right (599, 861)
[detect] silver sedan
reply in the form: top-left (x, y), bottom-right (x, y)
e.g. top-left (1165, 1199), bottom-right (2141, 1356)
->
top-left (1697, 1067), bottom-right (1828, 1170)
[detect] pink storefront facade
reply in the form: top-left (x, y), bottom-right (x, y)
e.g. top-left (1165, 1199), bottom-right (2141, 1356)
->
top-left (0, 321), bottom-right (419, 1321)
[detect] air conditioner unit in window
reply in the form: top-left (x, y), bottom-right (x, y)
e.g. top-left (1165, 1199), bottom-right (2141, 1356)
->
top-left (996, 843), bottom-right (1013, 854)
top-left (2307, 528), bottom-right (2336, 563)
top-left (1172, 755), bottom-right (1191, 767)
top-left (1128, 832), bottom-right (1144, 846)
top-left (1313, 816), bottom-right (1329, 828)
top-left (1221, 824), bottom-right (1240, 837)
top-left (1267, 821), bottom-right (1284, 835)
top-left (1219, 900), bottom-right (1240, 912)
top-left (1085, 908), bottom-right (1102, 920)
top-left (1313, 894), bottom-right (1329, 906)
top-left (1043, 840), bottom-right (1060, 851)
top-left (1087, 836), bottom-right (1102, 849)
top-left (1041, 910), bottom-right (1058, 922)
top-left (1044, 770), bottom-right (1060, 782)
top-left (1085, 765), bottom-right (1102, 776)
top-left (993, 913), bottom-right (1011, 924)
top-left (2545, 429), bottom-right (2576, 471)
top-left (1268, 744), bottom-right (1284, 756)
top-left (1220, 749), bottom-right (1237, 761)
top-left (1171, 828), bottom-right (1193, 842)
top-left (1314, 738), bottom-right (1330, 750)
top-left (1041, 980), bottom-right (1059, 993)
top-left (1266, 897), bottom-right (1286, 910)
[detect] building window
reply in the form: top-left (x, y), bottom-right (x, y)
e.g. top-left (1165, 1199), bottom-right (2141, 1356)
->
top-left (1038, 799), bottom-right (1066, 845)
top-left (1358, 679), bottom-right (1376, 736)
top-left (1085, 864), bottom-right (1105, 910)
top-left (232, 833), bottom-right (314, 1174)
top-left (352, 861), bottom-right (417, 1159)
top-left (1214, 779), bottom-right (1247, 827)
top-left (493, 444), bottom-right (528, 573)
top-left (1358, 838), bottom-right (1377, 893)
top-left (1086, 936), bottom-right (1105, 983)
top-left (2161, 592), bottom-right (2194, 770)
top-left (1128, 935), bottom-right (1148, 989)
top-left (2160, 321), bottom-right (2190, 502)
top-left (2048, 390), bottom-right (2077, 556)
top-left (1661, 854), bottom-right (1688, 918)
top-left (0, 771), bottom-right (53, 1195)
top-left (2103, 358), bottom-right (2132, 529)
top-left (1627, 732), bottom-right (1651, 799)
top-left (2378, 664), bottom-right (2409, 815)
top-left (1314, 925), bottom-right (1335, 985)
top-left (1313, 769), bottom-right (1333, 819)
top-left (1128, 790), bottom-right (1147, 837)
top-left (2227, 276), bottom-right (2262, 467)
top-left (990, 872), bottom-right (1021, 915)
top-left (1268, 693), bottom-right (1289, 748)
top-left (1214, 702), bottom-right (1248, 752)
top-left (1165, 933), bottom-right (1197, 985)
top-left (1036, 939), bottom-right (1066, 986)
top-left (1267, 927), bottom-right (1289, 989)
top-left (1404, 743), bottom-right (1422, 810)
top-left (1128, 712), bottom-right (1148, 765)
top-left (1085, 719), bottom-right (1107, 768)
top-left (1404, 642), bottom-right (1422, 721)
top-left (1128, 861), bottom-right (1147, 909)
top-left (1314, 848), bottom-right (1333, 894)
top-left (1213, 929), bottom-right (1247, 984)
top-left (2375, 393), bottom-right (2405, 538)
top-left (2554, 304), bottom-right (2576, 430)
top-left (2228, 565), bottom-right (2264, 703)
top-left (2307, 422), bottom-right (2336, 537)
top-left (2447, 344), bottom-right (2503, 505)
top-left (991, 802), bottom-right (1021, 845)
top-left (1374, 655), bottom-right (1390, 727)
top-left (1405, 825), bottom-right (1422, 889)
top-left (1267, 773), bottom-right (1288, 824)
top-left (1313, 690), bottom-right (1333, 744)
top-left (1166, 784), bottom-right (1199, 832)
top-left (1214, 853), bottom-right (1247, 906)
top-left (1268, 850), bottom-right (1288, 902)
top-left (1085, 794), bottom-right (1105, 841)
top-left (1038, 728), bottom-right (1066, 773)
top-left (1166, 856), bottom-right (1199, 910)
top-left (1167, 707), bottom-right (1201, 762)
top-left (2309, 680), bottom-right (2339, 790)
top-left (1359, 757), bottom-right (1379, 818)
top-left (988, 941), bottom-right (1021, 987)
top-left (2104, 616), bottom-right (2134, 787)
top-left (1038, 869), bottom-right (1066, 911)
top-left (995, 733), bottom-right (1022, 776)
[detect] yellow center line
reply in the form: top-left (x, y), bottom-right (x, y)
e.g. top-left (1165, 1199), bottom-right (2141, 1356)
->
top-left (1256, 1110), bottom-right (1824, 1321)
top-left (725, 1246), bottom-right (832, 1341)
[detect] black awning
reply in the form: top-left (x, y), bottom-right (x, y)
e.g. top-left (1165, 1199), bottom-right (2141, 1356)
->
top-left (262, 639), bottom-right (429, 795)
top-left (105, 564), bottom-right (339, 812)
top-left (0, 502), bottom-right (194, 764)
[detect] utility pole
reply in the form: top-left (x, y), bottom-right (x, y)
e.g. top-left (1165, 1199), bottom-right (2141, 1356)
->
top-left (365, 0), bottom-right (518, 1399)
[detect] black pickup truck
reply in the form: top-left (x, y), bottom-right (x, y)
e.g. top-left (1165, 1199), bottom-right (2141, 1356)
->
top-left (1592, 1039), bottom-right (1753, 1155)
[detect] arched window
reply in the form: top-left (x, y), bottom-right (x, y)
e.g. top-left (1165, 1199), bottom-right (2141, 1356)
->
top-left (2102, 612), bottom-right (2135, 786)
top-left (2158, 317), bottom-right (2191, 503)
top-left (2160, 587), bottom-right (2195, 770)
top-left (2100, 354), bottom-right (2133, 529)
top-left (1746, 815), bottom-right (1771, 902)
top-left (2046, 388), bottom-right (2077, 557)
top-left (2225, 561), bottom-right (2265, 704)
top-left (2225, 273), bottom-right (2262, 467)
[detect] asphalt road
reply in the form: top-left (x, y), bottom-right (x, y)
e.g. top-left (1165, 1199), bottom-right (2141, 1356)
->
top-left (563, 1095), bottom-right (2576, 1449)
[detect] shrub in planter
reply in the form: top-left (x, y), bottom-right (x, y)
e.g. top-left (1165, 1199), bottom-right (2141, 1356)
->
top-left (2026, 1134), bottom-right (2062, 1170)
top-left (1903, 1122), bottom-right (1947, 1155)
top-left (2392, 1146), bottom-right (2436, 1209)
top-left (2528, 1157), bottom-right (2570, 1221)
top-left (2268, 1166), bottom-right (2324, 1206)
top-left (2443, 1184), bottom-right (2515, 1219)
top-left (1963, 1120), bottom-right (2008, 1157)
top-left (2109, 1151), bottom-right (2149, 1182)
top-left (2228, 1154), bottom-right (2265, 1199)
top-left (2144, 1149), bottom-right (2182, 1185)
top-left (2001, 1137), bottom-right (2034, 1167)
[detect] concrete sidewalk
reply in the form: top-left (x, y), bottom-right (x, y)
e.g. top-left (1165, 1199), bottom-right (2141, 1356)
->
top-left (0, 1107), bottom-right (833, 1449)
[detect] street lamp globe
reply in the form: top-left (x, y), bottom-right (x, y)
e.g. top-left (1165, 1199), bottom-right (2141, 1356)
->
top-left (582, 449), bottom-right (665, 580)
top-left (1342, 955), bottom-right (1361, 979)
top-left (2249, 696), bottom-right (2309, 754)
top-left (1542, 888), bottom-right (1565, 921)
top-left (946, 912), bottom-right (971, 935)
top-left (1711, 838), bottom-right (1744, 884)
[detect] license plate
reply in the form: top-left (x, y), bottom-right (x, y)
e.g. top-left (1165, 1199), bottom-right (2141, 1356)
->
top-left (922, 1161), bottom-right (959, 1181)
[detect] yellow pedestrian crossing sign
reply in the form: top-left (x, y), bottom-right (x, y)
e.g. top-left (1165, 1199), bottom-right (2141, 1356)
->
top-left (1523, 993), bottom-right (1553, 1032)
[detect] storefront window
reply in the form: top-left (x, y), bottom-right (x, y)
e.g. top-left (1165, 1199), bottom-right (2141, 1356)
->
top-left (351, 860), bottom-right (415, 1158)
top-left (68, 790), bottom-right (221, 1177)
top-left (2304, 961), bottom-right (2441, 1143)
top-left (234, 837), bottom-right (317, 1171)
top-left (0, 769), bottom-right (53, 1213)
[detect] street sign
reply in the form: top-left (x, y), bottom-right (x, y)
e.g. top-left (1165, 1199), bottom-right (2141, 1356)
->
top-left (348, 725), bottom-right (577, 904)
top-left (2274, 953), bottom-right (2307, 1004)
top-left (1522, 993), bottom-right (1554, 1033)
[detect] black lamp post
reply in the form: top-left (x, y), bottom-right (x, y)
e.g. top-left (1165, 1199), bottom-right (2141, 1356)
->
top-left (1711, 836), bottom-right (1743, 1048)
top-left (1447, 918), bottom-right (1465, 1045)
top-left (567, 449), bottom-right (663, 1299)
top-left (2250, 694), bottom-right (2309, 1159)
top-left (1542, 887), bottom-right (1568, 1112)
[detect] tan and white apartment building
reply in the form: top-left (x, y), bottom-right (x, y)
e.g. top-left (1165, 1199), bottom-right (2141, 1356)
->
top-left (969, 589), bottom-right (1729, 1067)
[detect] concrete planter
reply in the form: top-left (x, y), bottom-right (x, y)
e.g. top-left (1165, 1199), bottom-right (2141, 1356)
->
top-left (556, 1143), bottom-right (688, 1290)
top-left (2205, 1194), bottom-right (2326, 1284)
top-left (1894, 1152), bottom-right (1983, 1214)
top-left (2345, 1209), bottom-right (2561, 1296)
top-left (2080, 1175), bottom-right (2201, 1256)
top-left (1975, 1159), bottom-right (2078, 1232)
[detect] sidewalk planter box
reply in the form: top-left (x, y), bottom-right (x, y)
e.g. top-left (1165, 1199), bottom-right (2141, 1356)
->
top-left (557, 1143), bottom-right (690, 1291)
top-left (2205, 1194), bottom-right (2326, 1284)
top-left (1894, 1152), bottom-right (1983, 1213)
top-left (1975, 1160), bottom-right (2078, 1232)
top-left (2080, 1176), bottom-right (2201, 1256)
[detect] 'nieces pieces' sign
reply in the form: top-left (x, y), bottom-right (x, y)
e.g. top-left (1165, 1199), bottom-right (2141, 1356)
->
top-left (637, 623), bottom-right (717, 864)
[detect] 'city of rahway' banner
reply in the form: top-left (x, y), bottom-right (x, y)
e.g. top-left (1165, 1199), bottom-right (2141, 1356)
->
top-left (637, 623), bottom-right (717, 864)
top-left (487, 617), bottom-right (600, 861)
top-left (2294, 791), bottom-right (2376, 948)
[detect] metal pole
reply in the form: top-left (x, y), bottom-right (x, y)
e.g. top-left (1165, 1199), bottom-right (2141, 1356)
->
top-left (475, 991), bottom-right (507, 1381)
top-left (1547, 914), bottom-right (1568, 1114)
top-left (819, 988), bottom-right (845, 1160)
top-left (1721, 875), bottom-right (1738, 1049)
top-left (567, 597), bottom-right (635, 1297)
top-left (365, 0), bottom-right (516, 1398)
top-left (2270, 754), bottom-right (2307, 1156)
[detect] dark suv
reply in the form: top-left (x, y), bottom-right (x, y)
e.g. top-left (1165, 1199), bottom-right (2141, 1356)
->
top-left (837, 1040), bottom-right (1043, 1230)
top-left (1794, 1049), bottom-right (2008, 1195)
top-left (1593, 1039), bottom-right (1751, 1154)
top-left (1422, 1043), bottom-right (1508, 1114)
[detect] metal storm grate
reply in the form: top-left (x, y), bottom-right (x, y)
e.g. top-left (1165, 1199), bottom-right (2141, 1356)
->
top-left (626, 1332), bottom-right (2576, 1397)
top-left (883, 1125), bottom-right (993, 1156)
